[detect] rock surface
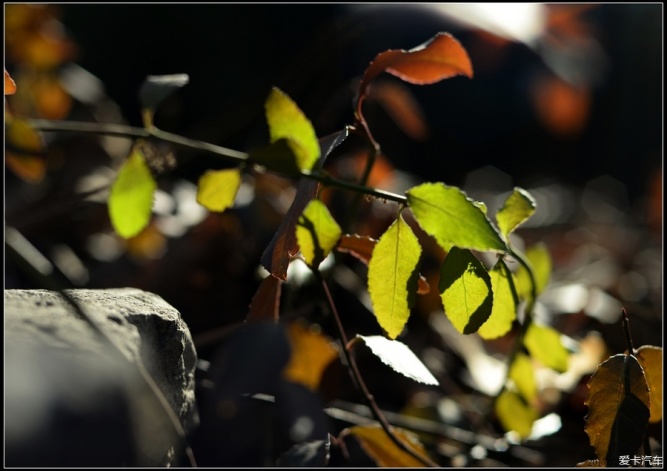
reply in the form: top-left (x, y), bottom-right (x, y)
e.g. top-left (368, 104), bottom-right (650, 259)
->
top-left (4, 288), bottom-right (198, 466)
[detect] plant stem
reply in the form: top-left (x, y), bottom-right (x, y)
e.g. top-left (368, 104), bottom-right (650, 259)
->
top-left (28, 119), bottom-right (408, 205)
top-left (313, 270), bottom-right (438, 467)
top-left (621, 307), bottom-right (635, 353)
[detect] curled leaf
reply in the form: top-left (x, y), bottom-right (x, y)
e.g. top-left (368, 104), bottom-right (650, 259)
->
top-left (356, 335), bottom-right (438, 385)
top-left (295, 199), bottom-right (342, 268)
top-left (246, 275), bottom-right (282, 323)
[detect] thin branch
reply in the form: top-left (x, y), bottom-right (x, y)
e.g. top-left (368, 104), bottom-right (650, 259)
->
top-left (313, 270), bottom-right (438, 467)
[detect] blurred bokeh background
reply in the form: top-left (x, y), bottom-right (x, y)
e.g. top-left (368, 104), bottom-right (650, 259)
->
top-left (4, 3), bottom-right (662, 467)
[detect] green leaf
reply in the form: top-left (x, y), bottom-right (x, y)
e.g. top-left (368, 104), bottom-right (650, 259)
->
top-left (196, 168), bottom-right (242, 212)
top-left (265, 87), bottom-right (319, 171)
top-left (514, 242), bottom-right (552, 299)
top-left (477, 259), bottom-right (518, 339)
top-left (635, 345), bottom-right (662, 423)
top-left (108, 143), bottom-right (157, 239)
top-left (248, 138), bottom-right (301, 176)
top-left (295, 199), bottom-right (342, 268)
top-left (439, 247), bottom-right (493, 335)
top-left (368, 215), bottom-right (422, 339)
top-left (510, 353), bottom-right (537, 402)
top-left (584, 354), bottom-right (651, 464)
top-left (356, 335), bottom-right (438, 385)
top-left (524, 323), bottom-right (570, 373)
top-left (406, 182), bottom-right (507, 253)
top-left (496, 188), bottom-right (537, 240)
top-left (496, 390), bottom-right (539, 439)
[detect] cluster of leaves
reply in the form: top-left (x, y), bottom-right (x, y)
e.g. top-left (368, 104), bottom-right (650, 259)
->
top-left (6, 29), bottom-right (662, 467)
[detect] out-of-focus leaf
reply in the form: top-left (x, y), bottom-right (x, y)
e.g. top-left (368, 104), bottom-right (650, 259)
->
top-left (496, 188), bottom-right (537, 240)
top-left (276, 438), bottom-right (330, 467)
top-left (478, 259), bottom-right (518, 339)
top-left (139, 74), bottom-right (189, 110)
top-left (283, 322), bottom-right (339, 392)
top-left (295, 199), bottom-right (342, 268)
top-left (509, 353), bottom-right (537, 402)
top-left (514, 242), bottom-right (552, 299)
top-left (347, 424), bottom-right (431, 467)
top-left (358, 32), bottom-right (473, 118)
top-left (368, 215), bottom-right (422, 339)
top-left (265, 87), bottom-right (319, 171)
top-left (584, 354), bottom-right (650, 464)
top-left (5, 115), bottom-right (47, 183)
top-left (196, 168), bottom-right (242, 212)
top-left (5, 69), bottom-right (17, 95)
top-left (337, 234), bottom-right (430, 294)
top-left (108, 142), bottom-right (157, 239)
top-left (368, 81), bottom-right (429, 140)
top-left (439, 247), bottom-right (493, 335)
top-left (125, 222), bottom-right (166, 261)
top-left (407, 183), bottom-right (507, 253)
top-left (260, 131), bottom-right (347, 280)
top-left (524, 322), bottom-right (569, 373)
top-left (635, 345), bottom-right (662, 423)
top-left (495, 390), bottom-right (539, 439)
top-left (246, 275), bottom-right (282, 323)
top-left (356, 335), bottom-right (438, 385)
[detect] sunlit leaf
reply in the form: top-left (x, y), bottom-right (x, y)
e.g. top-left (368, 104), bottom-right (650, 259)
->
top-left (266, 87), bottom-right (319, 171)
top-left (5, 69), bottom-right (17, 95)
top-left (368, 215), bottom-right (422, 339)
top-left (524, 322), bottom-right (570, 373)
top-left (139, 74), bottom-right (189, 110)
top-left (246, 275), bottom-right (282, 323)
top-left (509, 353), bottom-right (537, 402)
top-left (496, 188), bottom-right (537, 240)
top-left (295, 199), bottom-right (342, 268)
top-left (356, 335), bottom-right (438, 385)
top-left (196, 168), bottom-right (242, 212)
top-left (514, 242), bottom-right (552, 299)
top-left (108, 142), bottom-right (157, 239)
top-left (358, 32), bottom-right (473, 119)
top-left (635, 345), bottom-right (662, 423)
top-left (347, 424), bottom-right (431, 467)
top-left (337, 234), bottom-right (430, 294)
top-left (584, 354), bottom-right (650, 464)
top-left (439, 247), bottom-right (493, 335)
top-left (477, 259), bottom-right (518, 339)
top-left (260, 131), bottom-right (348, 280)
top-left (495, 389), bottom-right (539, 439)
top-left (283, 322), bottom-right (339, 392)
top-left (407, 182), bottom-right (507, 253)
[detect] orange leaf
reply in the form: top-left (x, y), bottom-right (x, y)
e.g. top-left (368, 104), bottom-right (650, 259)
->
top-left (283, 322), bottom-right (339, 392)
top-left (358, 32), bottom-right (473, 118)
top-left (5, 69), bottom-right (17, 95)
top-left (368, 81), bottom-right (429, 140)
top-left (336, 234), bottom-right (430, 295)
top-left (347, 425), bottom-right (432, 467)
top-left (246, 275), bottom-right (282, 323)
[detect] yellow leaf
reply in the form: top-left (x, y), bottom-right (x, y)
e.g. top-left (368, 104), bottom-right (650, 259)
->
top-left (196, 168), bottom-right (242, 212)
top-left (282, 322), bottom-right (339, 391)
top-left (635, 345), bottom-right (662, 423)
top-left (348, 424), bottom-right (431, 467)
top-left (368, 215), bottom-right (422, 339)
top-left (295, 199), bottom-right (342, 267)
top-left (509, 353), bottom-right (537, 402)
top-left (524, 322), bottom-right (570, 373)
top-left (108, 142), bottom-right (157, 239)
top-left (477, 259), bottom-right (517, 339)
top-left (265, 87), bottom-right (319, 171)
top-left (495, 390), bottom-right (539, 439)
top-left (515, 243), bottom-right (552, 299)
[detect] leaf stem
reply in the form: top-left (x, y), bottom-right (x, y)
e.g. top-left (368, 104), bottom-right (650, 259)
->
top-left (621, 307), bottom-right (635, 353)
top-left (28, 119), bottom-right (408, 205)
top-left (312, 269), bottom-right (438, 467)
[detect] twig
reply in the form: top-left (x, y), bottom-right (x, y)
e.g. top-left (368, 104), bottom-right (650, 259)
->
top-left (312, 270), bottom-right (438, 467)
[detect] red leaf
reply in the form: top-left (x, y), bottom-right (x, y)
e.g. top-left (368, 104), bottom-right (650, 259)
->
top-left (247, 275), bottom-right (283, 322)
top-left (357, 32), bottom-right (473, 119)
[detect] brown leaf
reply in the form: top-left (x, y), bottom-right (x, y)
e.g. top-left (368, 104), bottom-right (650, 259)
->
top-left (246, 275), bottom-right (282, 323)
top-left (576, 459), bottom-right (607, 467)
top-left (357, 32), bottom-right (473, 119)
top-left (635, 345), bottom-right (663, 423)
top-left (337, 234), bottom-right (430, 295)
top-left (347, 424), bottom-right (431, 467)
top-left (5, 69), bottom-right (17, 95)
top-left (584, 354), bottom-right (650, 464)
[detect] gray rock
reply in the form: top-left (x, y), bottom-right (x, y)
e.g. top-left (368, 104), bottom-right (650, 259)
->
top-left (4, 288), bottom-right (198, 466)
